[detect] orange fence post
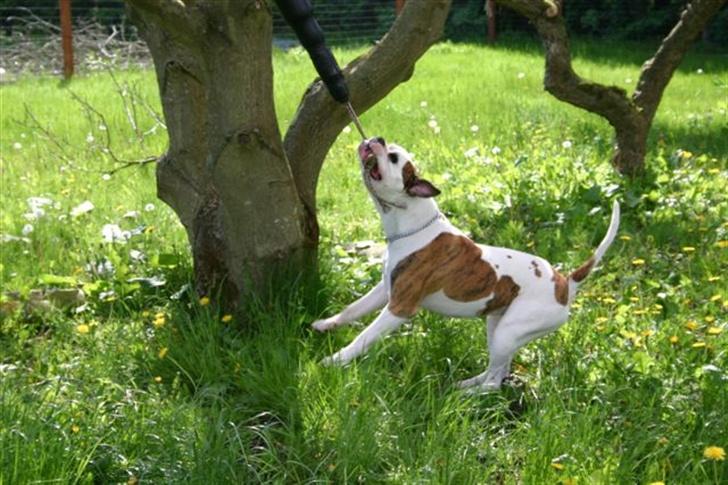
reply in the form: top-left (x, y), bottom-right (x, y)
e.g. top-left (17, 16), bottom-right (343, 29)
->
top-left (486, 0), bottom-right (497, 43)
top-left (60, 0), bottom-right (74, 79)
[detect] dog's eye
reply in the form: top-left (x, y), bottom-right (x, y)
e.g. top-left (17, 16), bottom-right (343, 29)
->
top-left (388, 153), bottom-right (399, 164)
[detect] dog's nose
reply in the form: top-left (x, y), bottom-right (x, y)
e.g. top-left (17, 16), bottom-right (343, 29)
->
top-left (375, 136), bottom-right (386, 146)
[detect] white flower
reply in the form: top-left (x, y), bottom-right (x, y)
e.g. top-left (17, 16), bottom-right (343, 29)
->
top-left (86, 133), bottom-right (95, 143)
top-left (464, 147), bottom-right (479, 158)
top-left (420, 101), bottom-right (428, 108)
top-left (101, 224), bottom-right (131, 243)
top-left (562, 140), bottom-right (573, 149)
top-left (427, 119), bottom-right (438, 129)
top-left (21, 224), bottom-right (34, 236)
top-left (470, 125), bottom-right (479, 133)
top-left (342, 126), bottom-right (352, 134)
top-left (102, 173), bottom-right (111, 181)
top-left (144, 203), bottom-right (155, 212)
top-left (24, 197), bottom-right (53, 220)
top-left (697, 68), bottom-right (704, 74)
top-left (129, 249), bottom-right (146, 261)
top-left (123, 210), bottom-right (140, 219)
top-left (13, 142), bottom-right (22, 150)
top-left (433, 126), bottom-right (441, 135)
top-left (517, 72), bottom-right (525, 79)
top-left (71, 200), bottom-right (95, 217)
top-left (98, 124), bottom-right (107, 131)
top-left (491, 146), bottom-right (501, 155)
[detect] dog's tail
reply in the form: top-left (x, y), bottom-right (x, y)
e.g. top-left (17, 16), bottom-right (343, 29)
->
top-left (568, 201), bottom-right (620, 292)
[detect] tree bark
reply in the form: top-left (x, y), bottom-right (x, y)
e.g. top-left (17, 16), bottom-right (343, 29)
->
top-left (496, 0), bottom-right (726, 175)
top-left (126, 0), bottom-right (452, 303)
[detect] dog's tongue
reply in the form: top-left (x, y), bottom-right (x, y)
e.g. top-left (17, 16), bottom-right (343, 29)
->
top-left (370, 163), bottom-right (382, 181)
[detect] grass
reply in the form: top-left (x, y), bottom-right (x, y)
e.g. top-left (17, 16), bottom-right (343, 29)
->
top-left (1, 39), bottom-right (727, 483)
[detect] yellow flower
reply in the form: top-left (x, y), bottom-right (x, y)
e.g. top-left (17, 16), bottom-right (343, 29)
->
top-left (708, 168), bottom-right (720, 175)
top-left (602, 297), bottom-right (617, 304)
top-left (692, 342), bottom-right (706, 348)
top-left (141, 310), bottom-right (150, 317)
top-left (669, 335), bottom-right (679, 344)
top-left (686, 320), bottom-right (699, 331)
top-left (708, 276), bottom-right (721, 282)
top-left (550, 462), bottom-right (565, 471)
top-left (703, 446), bottom-right (725, 461)
top-left (595, 317), bottom-right (608, 324)
top-left (707, 327), bottom-right (723, 335)
top-left (71, 424), bottom-right (80, 433)
top-left (710, 294), bottom-right (722, 302)
top-left (681, 246), bottom-right (696, 253)
top-left (155, 311), bottom-right (165, 319)
top-left (632, 258), bottom-right (646, 266)
top-left (648, 482), bottom-right (665, 485)
top-left (153, 316), bottom-right (166, 328)
top-left (76, 324), bottom-right (90, 335)
top-left (154, 376), bottom-right (163, 383)
top-left (629, 297), bottom-right (640, 302)
top-left (562, 478), bottom-right (577, 485)
top-left (199, 296), bottom-right (210, 306)
top-left (127, 476), bottom-right (139, 485)
top-left (634, 309), bottom-right (648, 315)
top-left (158, 347), bottom-right (168, 359)
top-left (717, 240), bottom-right (728, 249)
top-left (221, 314), bottom-right (233, 323)
top-left (619, 235), bottom-right (632, 241)
top-left (642, 329), bottom-right (655, 337)
top-left (705, 316), bottom-right (715, 323)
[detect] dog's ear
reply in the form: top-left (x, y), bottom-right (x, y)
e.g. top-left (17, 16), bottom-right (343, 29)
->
top-left (406, 178), bottom-right (441, 198)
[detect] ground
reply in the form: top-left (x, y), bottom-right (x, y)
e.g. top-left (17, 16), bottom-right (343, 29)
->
top-left (1, 39), bottom-right (726, 483)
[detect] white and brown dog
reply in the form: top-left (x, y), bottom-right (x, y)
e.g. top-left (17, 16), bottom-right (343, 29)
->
top-left (313, 137), bottom-right (620, 391)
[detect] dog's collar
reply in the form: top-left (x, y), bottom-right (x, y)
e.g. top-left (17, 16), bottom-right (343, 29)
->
top-left (386, 212), bottom-right (443, 244)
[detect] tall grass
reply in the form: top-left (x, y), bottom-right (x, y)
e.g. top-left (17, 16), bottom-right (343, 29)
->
top-left (1, 40), bottom-right (726, 483)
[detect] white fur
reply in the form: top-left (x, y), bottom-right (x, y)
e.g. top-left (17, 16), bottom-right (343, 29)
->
top-left (314, 139), bottom-right (620, 391)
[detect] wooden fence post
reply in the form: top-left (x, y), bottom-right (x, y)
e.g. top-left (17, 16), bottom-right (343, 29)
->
top-left (395, 0), bottom-right (406, 15)
top-left (60, 0), bottom-right (74, 79)
top-left (486, 0), bottom-right (497, 43)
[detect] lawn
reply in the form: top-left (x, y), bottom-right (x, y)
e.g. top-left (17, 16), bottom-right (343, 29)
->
top-left (1, 39), bottom-right (727, 484)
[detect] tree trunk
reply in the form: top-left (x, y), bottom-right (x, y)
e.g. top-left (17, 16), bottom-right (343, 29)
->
top-left (126, 0), bottom-right (452, 304)
top-left (496, 0), bottom-right (726, 176)
top-left (127, 1), bottom-right (315, 302)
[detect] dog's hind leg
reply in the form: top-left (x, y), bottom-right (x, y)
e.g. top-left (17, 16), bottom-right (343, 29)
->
top-left (456, 313), bottom-right (503, 389)
top-left (312, 280), bottom-right (387, 332)
top-left (321, 308), bottom-right (407, 366)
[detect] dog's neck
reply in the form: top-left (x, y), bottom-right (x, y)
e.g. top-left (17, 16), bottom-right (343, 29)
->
top-left (377, 197), bottom-right (441, 243)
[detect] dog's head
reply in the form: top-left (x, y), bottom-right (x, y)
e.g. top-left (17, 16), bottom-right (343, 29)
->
top-left (358, 137), bottom-right (440, 206)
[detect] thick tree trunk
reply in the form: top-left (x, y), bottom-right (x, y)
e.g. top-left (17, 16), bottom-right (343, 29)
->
top-left (128, 1), bottom-right (315, 302)
top-left (496, 0), bottom-right (726, 176)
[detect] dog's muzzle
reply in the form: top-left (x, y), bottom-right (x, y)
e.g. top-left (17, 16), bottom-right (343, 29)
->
top-left (359, 138), bottom-right (385, 181)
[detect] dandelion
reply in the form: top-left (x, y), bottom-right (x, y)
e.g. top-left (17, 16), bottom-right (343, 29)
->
top-left (686, 321), bottom-right (699, 330)
top-left (707, 327), bottom-right (722, 335)
top-left (420, 100), bottom-right (428, 108)
top-left (470, 124), bottom-right (479, 133)
top-left (102, 173), bottom-right (111, 181)
top-left (221, 314), bottom-right (233, 323)
top-left (158, 347), bottom-right (168, 359)
top-left (629, 296), bottom-right (639, 302)
top-left (101, 224), bottom-right (131, 243)
top-left (21, 224), bottom-right (34, 236)
top-left (669, 335), bottom-right (679, 344)
top-left (708, 168), bottom-right (720, 175)
top-left (153, 315), bottom-right (166, 328)
top-left (70, 200), bottom-right (95, 217)
top-left (620, 235), bottom-right (632, 241)
top-left (680, 150), bottom-right (693, 159)
top-left (595, 317), bottom-right (608, 324)
top-left (427, 119), bottom-right (438, 129)
top-left (199, 296), bottom-right (210, 306)
top-left (648, 482), bottom-right (665, 485)
top-left (681, 246), bottom-right (696, 253)
top-left (86, 133), bottom-right (95, 143)
top-left (692, 342), bottom-right (706, 348)
top-left (717, 240), bottom-right (728, 249)
top-left (562, 140), bottom-right (573, 149)
top-left (562, 479), bottom-right (576, 485)
top-left (705, 316), bottom-right (715, 323)
top-left (154, 376), bottom-right (162, 383)
top-left (550, 462), bottom-right (565, 471)
top-left (703, 446), bottom-right (725, 461)
top-left (632, 258), bottom-right (645, 266)
top-left (71, 424), bottom-right (80, 433)
top-left (13, 142), bottom-right (22, 150)
top-left (76, 324), bottom-right (90, 334)
top-left (491, 146), bottom-right (501, 155)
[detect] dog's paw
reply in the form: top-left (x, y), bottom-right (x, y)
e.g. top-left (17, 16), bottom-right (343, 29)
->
top-left (320, 352), bottom-right (348, 367)
top-left (311, 318), bottom-right (337, 332)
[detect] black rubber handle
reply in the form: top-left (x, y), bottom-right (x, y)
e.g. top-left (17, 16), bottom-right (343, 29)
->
top-left (275, 0), bottom-right (350, 103)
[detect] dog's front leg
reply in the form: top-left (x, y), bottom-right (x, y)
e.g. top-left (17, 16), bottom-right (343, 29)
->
top-left (321, 308), bottom-right (407, 366)
top-left (312, 280), bottom-right (387, 332)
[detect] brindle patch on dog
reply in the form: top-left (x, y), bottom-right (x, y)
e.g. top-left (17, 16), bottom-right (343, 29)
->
top-left (389, 233), bottom-right (520, 317)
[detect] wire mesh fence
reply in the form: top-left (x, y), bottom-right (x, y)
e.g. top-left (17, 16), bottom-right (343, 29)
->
top-left (1, 1), bottom-right (726, 78)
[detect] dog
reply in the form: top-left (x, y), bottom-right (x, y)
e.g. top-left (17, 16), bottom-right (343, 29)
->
top-left (313, 137), bottom-right (620, 391)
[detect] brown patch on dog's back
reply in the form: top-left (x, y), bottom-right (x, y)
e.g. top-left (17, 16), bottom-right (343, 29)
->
top-left (552, 269), bottom-right (568, 306)
top-left (389, 233), bottom-right (519, 317)
top-left (570, 256), bottom-right (595, 283)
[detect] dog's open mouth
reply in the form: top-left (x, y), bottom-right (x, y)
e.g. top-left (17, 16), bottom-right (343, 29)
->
top-left (359, 143), bottom-right (382, 181)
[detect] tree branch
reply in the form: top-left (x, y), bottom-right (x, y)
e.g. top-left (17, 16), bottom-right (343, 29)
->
top-left (634, 0), bottom-right (727, 124)
top-left (283, 0), bottom-right (452, 212)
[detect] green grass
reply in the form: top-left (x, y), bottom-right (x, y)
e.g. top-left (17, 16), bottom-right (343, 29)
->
top-left (1, 39), bottom-right (727, 484)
